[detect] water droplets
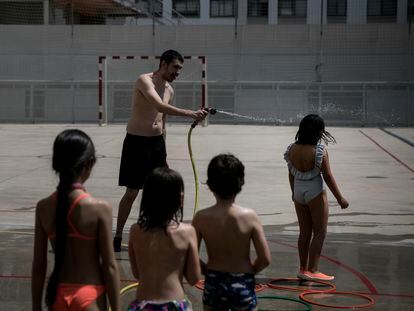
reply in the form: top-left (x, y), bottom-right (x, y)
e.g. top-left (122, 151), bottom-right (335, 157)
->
top-left (215, 110), bottom-right (294, 125)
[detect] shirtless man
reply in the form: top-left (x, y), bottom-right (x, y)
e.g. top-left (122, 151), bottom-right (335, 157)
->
top-left (192, 154), bottom-right (271, 311)
top-left (114, 50), bottom-right (208, 252)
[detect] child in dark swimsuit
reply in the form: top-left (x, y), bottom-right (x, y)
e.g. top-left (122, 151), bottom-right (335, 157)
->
top-left (284, 114), bottom-right (349, 281)
top-left (128, 167), bottom-right (201, 311)
top-left (193, 154), bottom-right (271, 311)
top-left (32, 129), bottom-right (120, 311)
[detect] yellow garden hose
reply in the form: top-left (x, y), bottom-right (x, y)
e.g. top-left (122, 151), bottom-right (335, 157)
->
top-left (187, 109), bottom-right (216, 217)
top-left (108, 111), bottom-right (216, 311)
top-left (108, 282), bottom-right (139, 311)
top-left (188, 121), bottom-right (199, 217)
top-left (120, 282), bottom-right (139, 295)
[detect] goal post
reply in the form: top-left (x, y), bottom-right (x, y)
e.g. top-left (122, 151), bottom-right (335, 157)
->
top-left (98, 55), bottom-right (208, 126)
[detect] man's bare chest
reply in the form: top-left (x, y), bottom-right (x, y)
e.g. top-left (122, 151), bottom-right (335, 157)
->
top-left (154, 85), bottom-right (166, 100)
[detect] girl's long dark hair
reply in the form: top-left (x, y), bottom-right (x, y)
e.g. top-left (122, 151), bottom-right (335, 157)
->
top-left (45, 129), bottom-right (96, 307)
top-left (295, 114), bottom-right (336, 145)
top-left (138, 167), bottom-right (184, 232)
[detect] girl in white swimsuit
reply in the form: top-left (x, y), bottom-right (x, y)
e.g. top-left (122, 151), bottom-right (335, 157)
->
top-left (284, 114), bottom-right (349, 282)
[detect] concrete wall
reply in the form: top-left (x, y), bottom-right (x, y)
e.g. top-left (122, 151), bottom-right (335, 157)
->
top-left (0, 24), bottom-right (411, 81)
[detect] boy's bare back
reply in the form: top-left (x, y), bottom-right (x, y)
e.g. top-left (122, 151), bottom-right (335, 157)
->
top-left (193, 154), bottom-right (270, 310)
top-left (193, 203), bottom-right (269, 274)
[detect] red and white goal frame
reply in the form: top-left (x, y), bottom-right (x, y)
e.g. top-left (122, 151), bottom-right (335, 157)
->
top-left (98, 55), bottom-right (208, 126)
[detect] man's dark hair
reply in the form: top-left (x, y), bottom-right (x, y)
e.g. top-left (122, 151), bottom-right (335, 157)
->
top-left (138, 167), bottom-right (184, 231)
top-left (207, 153), bottom-right (245, 200)
top-left (159, 49), bottom-right (184, 68)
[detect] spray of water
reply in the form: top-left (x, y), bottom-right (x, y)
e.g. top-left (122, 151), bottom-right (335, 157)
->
top-left (214, 107), bottom-right (400, 127)
top-left (215, 110), bottom-right (304, 125)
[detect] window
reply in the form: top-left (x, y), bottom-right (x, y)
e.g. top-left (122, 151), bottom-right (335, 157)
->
top-left (278, 0), bottom-right (307, 17)
top-left (172, 0), bottom-right (200, 17)
top-left (367, 0), bottom-right (397, 17)
top-left (135, 0), bottom-right (162, 17)
top-left (408, 0), bottom-right (414, 19)
top-left (0, 1), bottom-right (43, 24)
top-left (367, 0), bottom-right (397, 22)
top-left (327, 0), bottom-right (346, 23)
top-left (210, 0), bottom-right (236, 17)
top-left (248, 0), bottom-right (268, 17)
top-left (327, 0), bottom-right (347, 17)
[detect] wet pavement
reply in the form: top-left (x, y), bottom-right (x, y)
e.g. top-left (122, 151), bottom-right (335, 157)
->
top-left (0, 124), bottom-right (413, 310)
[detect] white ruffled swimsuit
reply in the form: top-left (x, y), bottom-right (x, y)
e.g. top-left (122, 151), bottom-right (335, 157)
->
top-left (284, 143), bottom-right (325, 204)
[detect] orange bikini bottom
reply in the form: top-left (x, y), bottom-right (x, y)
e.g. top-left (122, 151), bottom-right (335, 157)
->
top-left (53, 283), bottom-right (105, 311)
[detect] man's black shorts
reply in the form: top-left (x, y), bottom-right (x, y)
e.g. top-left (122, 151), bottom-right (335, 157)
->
top-left (118, 133), bottom-right (167, 189)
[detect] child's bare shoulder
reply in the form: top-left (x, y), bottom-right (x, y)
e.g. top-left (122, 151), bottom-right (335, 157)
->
top-left (36, 195), bottom-right (52, 210)
top-left (178, 222), bottom-right (195, 232)
top-left (85, 197), bottom-right (111, 213)
top-left (36, 194), bottom-right (59, 217)
top-left (173, 223), bottom-right (196, 241)
top-left (193, 206), bottom-right (215, 220)
top-left (129, 223), bottom-right (142, 237)
top-left (234, 205), bottom-right (258, 218)
top-left (233, 206), bottom-right (260, 228)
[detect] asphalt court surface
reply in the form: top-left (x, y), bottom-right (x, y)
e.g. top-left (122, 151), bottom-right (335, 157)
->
top-left (0, 123), bottom-right (413, 310)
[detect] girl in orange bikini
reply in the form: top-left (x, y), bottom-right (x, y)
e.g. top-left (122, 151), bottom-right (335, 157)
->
top-left (31, 129), bottom-right (120, 311)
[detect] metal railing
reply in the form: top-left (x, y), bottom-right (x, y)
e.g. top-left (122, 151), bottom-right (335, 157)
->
top-left (0, 80), bottom-right (412, 126)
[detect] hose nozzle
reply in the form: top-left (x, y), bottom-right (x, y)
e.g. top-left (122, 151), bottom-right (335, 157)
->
top-left (203, 107), bottom-right (217, 115)
top-left (191, 108), bottom-right (216, 129)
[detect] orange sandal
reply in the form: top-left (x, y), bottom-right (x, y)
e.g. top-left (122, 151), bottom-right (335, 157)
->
top-left (303, 271), bottom-right (334, 281)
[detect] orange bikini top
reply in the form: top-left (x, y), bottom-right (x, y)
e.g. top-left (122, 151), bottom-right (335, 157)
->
top-left (48, 185), bottom-right (97, 241)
